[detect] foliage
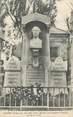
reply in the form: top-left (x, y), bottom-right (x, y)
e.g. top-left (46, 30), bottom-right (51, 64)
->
top-left (0, 0), bottom-right (57, 49)
top-left (0, 86), bottom-right (70, 107)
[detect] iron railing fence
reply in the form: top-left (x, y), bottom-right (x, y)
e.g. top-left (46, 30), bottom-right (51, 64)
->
top-left (0, 87), bottom-right (73, 109)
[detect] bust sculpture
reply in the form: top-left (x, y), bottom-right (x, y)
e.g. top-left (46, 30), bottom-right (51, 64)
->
top-left (30, 26), bottom-right (42, 67)
top-left (30, 26), bottom-right (42, 49)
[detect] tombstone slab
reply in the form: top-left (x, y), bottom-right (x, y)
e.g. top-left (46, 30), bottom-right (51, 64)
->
top-left (4, 56), bottom-right (21, 87)
top-left (50, 57), bottom-right (67, 87)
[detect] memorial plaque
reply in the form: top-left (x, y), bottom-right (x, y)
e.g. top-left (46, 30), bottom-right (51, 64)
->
top-left (4, 56), bottom-right (21, 87)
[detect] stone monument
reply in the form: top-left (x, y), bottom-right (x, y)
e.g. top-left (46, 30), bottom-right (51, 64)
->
top-left (21, 13), bottom-right (50, 87)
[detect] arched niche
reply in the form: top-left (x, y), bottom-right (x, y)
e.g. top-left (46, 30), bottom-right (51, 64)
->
top-left (24, 21), bottom-right (48, 33)
top-left (22, 13), bottom-right (50, 27)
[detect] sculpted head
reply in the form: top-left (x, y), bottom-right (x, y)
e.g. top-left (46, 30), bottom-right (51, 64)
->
top-left (32, 26), bottom-right (41, 38)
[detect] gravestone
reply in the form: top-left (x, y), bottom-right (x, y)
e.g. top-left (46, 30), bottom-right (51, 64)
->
top-left (4, 56), bottom-right (21, 87)
top-left (50, 57), bottom-right (68, 95)
top-left (51, 57), bottom-right (67, 87)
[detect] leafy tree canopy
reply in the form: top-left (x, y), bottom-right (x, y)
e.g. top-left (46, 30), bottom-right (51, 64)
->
top-left (0, 0), bottom-right (57, 45)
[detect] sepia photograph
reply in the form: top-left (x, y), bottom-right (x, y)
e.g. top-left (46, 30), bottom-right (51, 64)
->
top-left (0, 0), bottom-right (73, 115)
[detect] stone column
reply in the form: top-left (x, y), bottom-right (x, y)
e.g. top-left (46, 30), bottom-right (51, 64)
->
top-left (21, 31), bottom-right (28, 86)
top-left (44, 32), bottom-right (50, 108)
top-left (44, 32), bottom-right (50, 87)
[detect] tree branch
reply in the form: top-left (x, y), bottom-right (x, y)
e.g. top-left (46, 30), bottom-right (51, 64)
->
top-left (4, 0), bottom-right (23, 40)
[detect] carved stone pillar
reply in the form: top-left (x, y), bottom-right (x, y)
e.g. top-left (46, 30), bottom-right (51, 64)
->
top-left (44, 32), bottom-right (50, 87)
top-left (21, 31), bottom-right (28, 86)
